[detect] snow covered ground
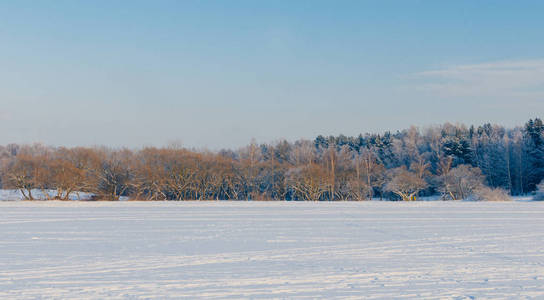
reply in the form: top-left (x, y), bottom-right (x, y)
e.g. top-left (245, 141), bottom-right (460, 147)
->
top-left (0, 189), bottom-right (127, 201)
top-left (0, 189), bottom-right (94, 201)
top-left (0, 201), bottom-right (543, 299)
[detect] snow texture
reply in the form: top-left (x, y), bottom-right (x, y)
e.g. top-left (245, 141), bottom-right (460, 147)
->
top-left (0, 201), bottom-right (543, 299)
top-left (0, 189), bottom-right (94, 201)
top-left (0, 189), bottom-right (128, 201)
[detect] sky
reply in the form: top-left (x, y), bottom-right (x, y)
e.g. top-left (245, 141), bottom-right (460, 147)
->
top-left (1, 1), bottom-right (543, 149)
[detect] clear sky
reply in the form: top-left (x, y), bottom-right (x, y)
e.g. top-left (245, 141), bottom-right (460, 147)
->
top-left (1, 1), bottom-right (543, 149)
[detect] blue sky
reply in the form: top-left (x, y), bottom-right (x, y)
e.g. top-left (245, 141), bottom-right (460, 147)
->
top-left (1, 1), bottom-right (543, 149)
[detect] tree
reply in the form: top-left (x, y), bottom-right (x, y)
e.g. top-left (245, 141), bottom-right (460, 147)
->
top-left (353, 148), bottom-right (385, 200)
top-left (322, 144), bottom-right (337, 201)
top-left (89, 149), bottom-right (132, 200)
top-left (510, 129), bottom-right (529, 195)
top-left (131, 148), bottom-right (169, 200)
top-left (346, 178), bottom-right (371, 201)
top-left (471, 124), bottom-right (510, 190)
top-left (286, 164), bottom-right (329, 201)
top-left (239, 139), bottom-right (263, 200)
top-left (47, 154), bottom-right (86, 200)
top-left (384, 167), bottom-right (427, 201)
top-left (524, 118), bottom-right (544, 191)
top-left (166, 150), bottom-right (198, 200)
top-left (438, 164), bottom-right (485, 200)
top-left (2, 154), bottom-right (40, 200)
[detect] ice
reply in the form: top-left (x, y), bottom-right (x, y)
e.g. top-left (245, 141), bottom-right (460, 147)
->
top-left (0, 201), bottom-right (543, 298)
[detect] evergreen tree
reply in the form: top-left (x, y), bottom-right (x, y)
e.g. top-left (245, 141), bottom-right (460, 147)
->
top-left (524, 118), bottom-right (544, 191)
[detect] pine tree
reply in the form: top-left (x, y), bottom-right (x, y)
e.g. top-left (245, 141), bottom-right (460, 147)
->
top-left (524, 119), bottom-right (544, 191)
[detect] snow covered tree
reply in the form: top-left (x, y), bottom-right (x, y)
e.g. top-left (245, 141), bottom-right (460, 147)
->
top-left (471, 124), bottom-right (511, 190)
top-left (2, 153), bottom-right (39, 200)
top-left (384, 167), bottom-right (427, 201)
top-left (438, 164), bottom-right (485, 200)
top-left (89, 149), bottom-right (132, 200)
top-left (286, 164), bottom-right (329, 201)
top-left (524, 118), bottom-right (544, 192)
top-left (353, 148), bottom-right (385, 200)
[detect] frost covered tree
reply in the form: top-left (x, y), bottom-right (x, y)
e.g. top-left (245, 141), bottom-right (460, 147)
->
top-left (438, 165), bottom-right (485, 200)
top-left (353, 148), bottom-right (385, 200)
top-left (43, 150), bottom-right (87, 200)
top-left (472, 186), bottom-right (511, 201)
top-left (286, 164), bottom-right (329, 201)
top-left (384, 167), bottom-right (427, 201)
top-left (88, 149), bottom-right (132, 200)
top-left (2, 153), bottom-right (39, 200)
top-left (471, 124), bottom-right (511, 190)
top-left (524, 118), bottom-right (544, 192)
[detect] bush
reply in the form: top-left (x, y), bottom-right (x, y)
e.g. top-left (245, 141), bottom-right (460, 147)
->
top-left (471, 187), bottom-right (511, 201)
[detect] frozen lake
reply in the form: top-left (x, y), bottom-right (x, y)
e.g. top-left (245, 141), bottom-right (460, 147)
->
top-left (1, 201), bottom-right (543, 299)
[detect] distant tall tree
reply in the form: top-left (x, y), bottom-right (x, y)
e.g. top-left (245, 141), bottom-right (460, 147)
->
top-left (524, 118), bottom-right (544, 191)
top-left (471, 124), bottom-right (510, 190)
top-left (239, 139), bottom-right (263, 200)
top-left (353, 148), bottom-right (385, 200)
top-left (321, 144), bottom-right (337, 201)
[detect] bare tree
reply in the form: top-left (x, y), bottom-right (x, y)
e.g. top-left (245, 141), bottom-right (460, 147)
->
top-left (354, 148), bottom-right (385, 200)
top-left (438, 164), bottom-right (485, 200)
top-left (384, 167), bottom-right (427, 201)
top-left (322, 145), bottom-right (337, 200)
top-left (286, 164), bottom-right (329, 201)
top-left (2, 154), bottom-right (39, 200)
top-left (166, 150), bottom-right (198, 200)
top-left (239, 140), bottom-right (263, 200)
top-left (346, 178), bottom-right (371, 201)
top-left (131, 148), bottom-right (169, 200)
top-left (88, 149), bottom-right (132, 200)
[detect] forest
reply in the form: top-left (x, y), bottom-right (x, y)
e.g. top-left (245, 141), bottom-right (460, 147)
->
top-left (1, 118), bottom-right (542, 201)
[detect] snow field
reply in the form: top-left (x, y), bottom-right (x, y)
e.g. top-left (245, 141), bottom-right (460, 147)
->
top-left (0, 201), bottom-right (543, 299)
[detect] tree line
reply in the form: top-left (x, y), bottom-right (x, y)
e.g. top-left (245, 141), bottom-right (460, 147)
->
top-left (0, 118), bottom-right (542, 201)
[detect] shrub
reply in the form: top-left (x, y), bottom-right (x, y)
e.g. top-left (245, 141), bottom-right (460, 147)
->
top-left (471, 186), bottom-right (511, 201)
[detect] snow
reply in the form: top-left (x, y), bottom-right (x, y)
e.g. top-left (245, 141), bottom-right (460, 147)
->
top-left (0, 201), bottom-right (543, 299)
top-left (513, 195), bottom-right (537, 202)
top-left (0, 189), bottom-right (94, 201)
top-left (0, 189), bottom-right (128, 201)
